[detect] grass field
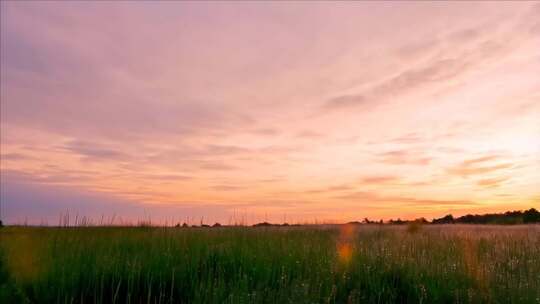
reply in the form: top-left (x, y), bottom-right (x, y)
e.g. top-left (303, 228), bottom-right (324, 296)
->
top-left (1, 224), bottom-right (539, 303)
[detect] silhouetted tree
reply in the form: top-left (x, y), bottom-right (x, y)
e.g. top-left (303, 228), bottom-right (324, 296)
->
top-left (523, 208), bottom-right (540, 223)
top-left (432, 208), bottom-right (539, 225)
top-left (432, 214), bottom-right (454, 224)
top-left (389, 218), bottom-right (406, 225)
top-left (253, 222), bottom-right (273, 227)
top-left (415, 217), bottom-right (429, 224)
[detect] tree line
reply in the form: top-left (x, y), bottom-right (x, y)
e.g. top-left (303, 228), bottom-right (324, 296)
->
top-left (430, 208), bottom-right (540, 224)
top-left (373, 208), bottom-right (540, 225)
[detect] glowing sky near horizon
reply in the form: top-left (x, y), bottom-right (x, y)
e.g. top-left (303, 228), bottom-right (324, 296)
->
top-left (1, 1), bottom-right (539, 224)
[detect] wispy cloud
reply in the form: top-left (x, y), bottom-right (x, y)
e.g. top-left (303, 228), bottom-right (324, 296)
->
top-left (0, 153), bottom-right (33, 161)
top-left (335, 191), bottom-right (477, 207)
top-left (462, 155), bottom-right (501, 167)
top-left (210, 185), bottom-right (245, 192)
top-left (322, 11), bottom-right (538, 112)
top-left (359, 176), bottom-right (401, 185)
top-left (476, 177), bottom-right (509, 188)
top-left (250, 128), bottom-right (281, 136)
top-left (61, 140), bottom-right (129, 162)
top-left (448, 155), bottom-right (513, 178)
top-left (377, 150), bottom-right (431, 166)
top-left (295, 130), bottom-right (325, 139)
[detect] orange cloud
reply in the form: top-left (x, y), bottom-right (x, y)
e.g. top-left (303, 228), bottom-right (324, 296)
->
top-left (476, 177), bottom-right (509, 188)
top-left (359, 176), bottom-right (401, 185)
top-left (462, 155), bottom-right (501, 166)
top-left (448, 156), bottom-right (513, 178)
top-left (377, 150), bottom-right (431, 166)
top-left (335, 191), bottom-right (477, 207)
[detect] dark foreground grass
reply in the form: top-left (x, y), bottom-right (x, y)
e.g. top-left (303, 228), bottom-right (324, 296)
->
top-left (1, 225), bottom-right (539, 303)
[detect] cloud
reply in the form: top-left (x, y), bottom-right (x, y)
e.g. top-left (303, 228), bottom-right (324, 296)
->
top-left (142, 143), bottom-right (297, 167)
top-left (449, 164), bottom-right (513, 178)
top-left (0, 171), bottom-right (233, 225)
top-left (250, 128), bottom-right (280, 136)
top-left (61, 140), bottom-right (129, 161)
top-left (0, 179), bottom-right (135, 225)
top-left (476, 177), bottom-right (509, 188)
top-left (303, 184), bottom-right (353, 194)
top-left (204, 144), bottom-right (251, 155)
top-left (462, 155), bottom-right (501, 166)
top-left (0, 7), bottom-right (254, 143)
top-left (366, 131), bottom-right (460, 148)
top-left (1, 2), bottom-right (537, 222)
top-left (324, 59), bottom-right (461, 110)
top-left (210, 185), bottom-right (245, 191)
top-left (436, 147), bottom-right (465, 154)
top-left (296, 130), bottom-right (325, 139)
top-left (326, 185), bottom-right (353, 191)
top-left (336, 191), bottom-right (477, 207)
top-left (387, 133), bottom-right (424, 144)
top-left (1, 169), bottom-right (96, 185)
top-left (359, 176), bottom-right (401, 185)
top-left (324, 55), bottom-right (479, 110)
top-left (198, 162), bottom-right (237, 171)
top-left (303, 177), bottom-right (423, 195)
top-left (377, 150), bottom-right (431, 166)
top-left (448, 155), bottom-right (512, 178)
top-left (134, 174), bottom-right (192, 182)
top-left (256, 178), bottom-right (284, 183)
top-left (324, 94), bottom-right (370, 110)
top-left (0, 153), bottom-right (33, 161)
top-left (322, 15), bottom-right (533, 112)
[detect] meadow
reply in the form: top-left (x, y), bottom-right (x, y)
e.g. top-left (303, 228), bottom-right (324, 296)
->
top-left (1, 224), bottom-right (539, 303)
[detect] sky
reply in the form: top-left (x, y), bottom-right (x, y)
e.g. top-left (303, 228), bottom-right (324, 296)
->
top-left (1, 1), bottom-right (539, 225)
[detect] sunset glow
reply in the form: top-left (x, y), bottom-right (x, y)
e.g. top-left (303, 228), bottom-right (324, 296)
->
top-left (1, 2), bottom-right (539, 224)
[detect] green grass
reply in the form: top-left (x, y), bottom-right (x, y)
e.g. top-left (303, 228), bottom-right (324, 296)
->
top-left (1, 225), bottom-right (539, 303)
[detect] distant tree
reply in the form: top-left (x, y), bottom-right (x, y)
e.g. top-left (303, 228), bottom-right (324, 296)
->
top-left (389, 218), bottom-right (406, 225)
top-left (523, 208), bottom-right (540, 223)
top-left (0, 220), bottom-right (3, 228)
top-left (181, 223), bottom-right (189, 228)
top-left (253, 222), bottom-right (273, 227)
top-left (212, 223), bottom-right (222, 227)
top-left (432, 208), bottom-right (539, 225)
top-left (432, 214), bottom-right (454, 224)
top-left (415, 217), bottom-right (429, 224)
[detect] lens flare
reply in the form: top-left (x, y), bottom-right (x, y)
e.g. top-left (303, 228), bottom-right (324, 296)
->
top-left (336, 224), bottom-right (356, 265)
